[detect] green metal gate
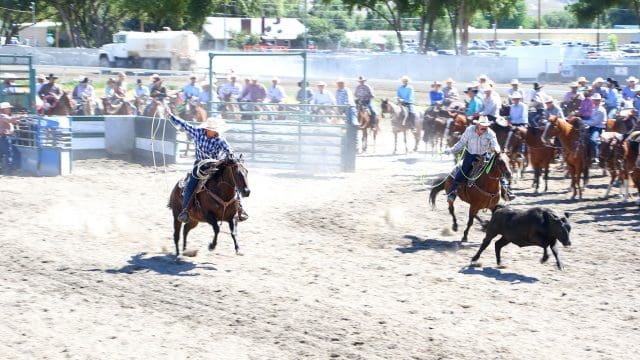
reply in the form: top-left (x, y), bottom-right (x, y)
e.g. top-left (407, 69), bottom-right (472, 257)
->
top-left (0, 55), bottom-right (36, 113)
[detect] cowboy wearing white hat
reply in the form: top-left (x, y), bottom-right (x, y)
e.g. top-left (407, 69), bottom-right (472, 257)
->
top-left (563, 81), bottom-right (585, 104)
top-left (266, 77), bottom-right (286, 104)
top-left (509, 92), bottom-right (528, 127)
top-left (169, 114), bottom-right (248, 223)
top-left (445, 115), bottom-right (513, 200)
top-left (477, 74), bottom-right (489, 83)
top-left (542, 95), bottom-right (565, 124)
top-left (397, 75), bottom-right (416, 128)
top-left (429, 81), bottom-right (444, 106)
top-left (183, 74), bottom-right (202, 100)
top-left (442, 77), bottom-right (459, 105)
top-left (591, 77), bottom-right (607, 100)
top-left (585, 92), bottom-right (607, 161)
top-left (313, 80), bottom-right (336, 106)
top-left (622, 76), bottom-right (639, 100)
top-left (355, 75), bottom-right (377, 127)
top-left (478, 85), bottom-right (500, 122)
top-left (507, 79), bottom-right (523, 104)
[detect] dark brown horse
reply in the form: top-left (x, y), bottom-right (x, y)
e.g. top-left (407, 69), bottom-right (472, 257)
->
top-left (75, 98), bottom-right (96, 115)
top-left (143, 99), bottom-right (169, 118)
top-left (357, 102), bottom-right (377, 153)
top-left (429, 152), bottom-right (512, 242)
top-left (526, 125), bottom-right (555, 193)
top-left (422, 105), bottom-right (449, 153)
top-left (502, 125), bottom-right (527, 182)
top-left (599, 131), bottom-right (629, 199)
top-left (380, 98), bottom-right (423, 154)
top-left (544, 116), bottom-right (590, 199)
top-left (607, 110), bottom-right (638, 134)
top-left (180, 98), bottom-right (208, 122)
top-left (168, 156), bottom-right (250, 257)
top-left (102, 98), bottom-right (134, 115)
top-left (561, 96), bottom-right (582, 117)
top-left (623, 134), bottom-right (640, 205)
top-left (43, 92), bottom-right (76, 116)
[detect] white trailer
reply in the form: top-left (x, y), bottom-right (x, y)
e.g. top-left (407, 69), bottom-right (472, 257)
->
top-left (99, 30), bottom-right (199, 70)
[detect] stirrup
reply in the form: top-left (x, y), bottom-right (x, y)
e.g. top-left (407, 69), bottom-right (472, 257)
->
top-left (446, 191), bottom-right (457, 201)
top-left (177, 210), bottom-right (190, 223)
top-left (238, 208), bottom-right (249, 222)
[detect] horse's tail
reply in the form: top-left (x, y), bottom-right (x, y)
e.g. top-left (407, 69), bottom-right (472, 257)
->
top-left (167, 182), bottom-right (181, 211)
top-left (428, 176), bottom-right (447, 209)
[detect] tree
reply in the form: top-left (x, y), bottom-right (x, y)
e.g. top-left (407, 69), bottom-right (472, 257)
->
top-left (543, 10), bottom-right (578, 29)
top-left (0, 0), bottom-right (40, 45)
top-left (569, 0), bottom-right (640, 28)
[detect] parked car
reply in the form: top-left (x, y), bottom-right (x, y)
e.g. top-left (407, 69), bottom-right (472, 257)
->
top-left (437, 49), bottom-right (455, 55)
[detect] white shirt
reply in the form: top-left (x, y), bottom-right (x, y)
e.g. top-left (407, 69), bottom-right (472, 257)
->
top-left (450, 125), bottom-right (501, 155)
top-left (267, 85), bottom-right (286, 103)
top-left (479, 93), bottom-right (501, 117)
top-left (313, 91), bottom-right (336, 106)
top-left (586, 105), bottom-right (606, 128)
top-left (509, 102), bottom-right (527, 124)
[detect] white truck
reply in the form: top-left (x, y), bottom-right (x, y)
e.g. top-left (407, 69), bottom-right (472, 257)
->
top-left (99, 30), bottom-right (199, 70)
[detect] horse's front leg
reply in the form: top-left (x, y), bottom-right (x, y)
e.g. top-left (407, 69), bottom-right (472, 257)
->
top-left (462, 208), bottom-right (477, 242)
top-left (228, 217), bottom-right (241, 255)
top-left (403, 130), bottom-right (408, 153)
top-left (393, 132), bottom-right (398, 154)
top-left (173, 218), bottom-right (182, 257)
top-left (208, 215), bottom-right (221, 251)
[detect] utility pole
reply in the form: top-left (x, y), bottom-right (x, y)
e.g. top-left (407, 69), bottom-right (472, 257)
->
top-left (30, 2), bottom-right (35, 24)
top-left (537, 0), bottom-right (541, 45)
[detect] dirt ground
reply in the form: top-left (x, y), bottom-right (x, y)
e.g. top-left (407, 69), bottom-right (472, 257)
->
top-left (1, 128), bottom-right (639, 359)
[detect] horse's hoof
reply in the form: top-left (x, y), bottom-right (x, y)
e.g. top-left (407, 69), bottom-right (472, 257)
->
top-left (497, 264), bottom-right (507, 269)
top-left (469, 261), bottom-right (482, 268)
top-left (208, 243), bottom-right (216, 251)
top-left (461, 238), bottom-right (467, 243)
top-left (235, 251), bottom-right (244, 256)
top-left (452, 225), bottom-right (458, 232)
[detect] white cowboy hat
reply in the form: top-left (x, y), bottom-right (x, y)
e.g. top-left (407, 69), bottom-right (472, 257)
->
top-left (569, 82), bottom-right (579, 87)
top-left (495, 116), bottom-right (509, 127)
top-left (510, 79), bottom-right (520, 85)
top-left (592, 77), bottom-right (605, 84)
top-left (470, 81), bottom-right (480, 88)
top-left (477, 74), bottom-right (488, 80)
top-left (0, 102), bottom-right (12, 109)
top-left (432, 81), bottom-right (442, 86)
top-left (474, 116), bottom-right (491, 127)
top-left (150, 73), bottom-right (160, 79)
top-left (317, 81), bottom-right (327, 86)
top-left (36, 74), bottom-right (46, 80)
top-left (544, 96), bottom-right (555, 103)
top-left (576, 76), bottom-right (587, 83)
top-left (198, 117), bottom-right (226, 133)
top-left (400, 75), bottom-right (410, 82)
top-left (2, 73), bottom-right (16, 79)
top-left (510, 92), bottom-right (522, 99)
top-left (445, 78), bottom-right (454, 83)
top-left (335, 78), bottom-right (345, 84)
top-left (626, 76), bottom-right (638, 83)
top-left (591, 93), bottom-right (602, 100)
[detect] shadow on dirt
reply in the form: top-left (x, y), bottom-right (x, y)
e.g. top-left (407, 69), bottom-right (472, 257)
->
top-left (459, 266), bottom-right (539, 283)
top-left (104, 252), bottom-right (217, 276)
top-left (396, 235), bottom-right (478, 254)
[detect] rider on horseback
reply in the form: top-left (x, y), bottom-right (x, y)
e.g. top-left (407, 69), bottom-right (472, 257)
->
top-left (355, 76), bottom-right (377, 128)
top-left (169, 114), bottom-right (249, 224)
top-left (396, 75), bottom-right (416, 129)
top-left (586, 93), bottom-right (607, 162)
top-left (429, 81), bottom-right (444, 106)
top-left (444, 116), bottom-right (516, 201)
top-left (37, 74), bottom-right (62, 112)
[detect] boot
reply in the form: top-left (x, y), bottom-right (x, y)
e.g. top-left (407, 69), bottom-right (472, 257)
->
top-left (502, 184), bottom-right (517, 201)
top-left (178, 209), bottom-right (190, 223)
top-left (178, 173), bottom-right (198, 223)
top-left (238, 206), bottom-right (249, 222)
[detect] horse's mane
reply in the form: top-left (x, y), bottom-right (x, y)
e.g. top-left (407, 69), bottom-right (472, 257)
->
top-left (570, 116), bottom-right (585, 130)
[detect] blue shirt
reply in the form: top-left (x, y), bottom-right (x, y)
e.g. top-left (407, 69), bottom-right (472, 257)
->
top-left (296, 88), bottom-right (314, 103)
top-left (335, 87), bottom-right (355, 106)
top-left (429, 90), bottom-right (444, 104)
top-left (466, 95), bottom-right (482, 117)
top-left (634, 96), bottom-right (640, 112)
top-left (171, 116), bottom-right (233, 161)
top-left (622, 85), bottom-right (636, 100)
top-left (183, 83), bottom-right (202, 99)
top-left (509, 102), bottom-right (527, 124)
top-left (397, 85), bottom-right (415, 104)
top-left (585, 105), bottom-right (606, 128)
top-left (605, 88), bottom-right (620, 108)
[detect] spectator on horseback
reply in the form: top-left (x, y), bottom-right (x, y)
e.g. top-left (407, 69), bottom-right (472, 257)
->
top-left (442, 78), bottom-right (459, 106)
top-left (604, 79), bottom-right (621, 118)
top-left (182, 74), bottom-right (202, 100)
top-left (634, 86), bottom-right (640, 112)
top-left (116, 72), bottom-right (129, 96)
top-left (149, 75), bottom-right (167, 100)
top-left (1, 73), bottom-right (17, 94)
top-left (38, 73), bottom-right (62, 112)
top-left (335, 78), bottom-right (357, 126)
top-left (429, 81), bottom-right (445, 106)
top-left (444, 116), bottom-right (515, 201)
top-left (543, 96), bottom-right (565, 124)
top-left (478, 86), bottom-right (500, 122)
top-left (296, 80), bottom-right (314, 104)
top-left (576, 76), bottom-right (588, 89)
top-left (355, 76), bottom-right (377, 127)
top-left (239, 77), bottom-right (267, 103)
top-left (72, 77), bottom-right (95, 102)
top-left (266, 77), bottom-right (286, 104)
top-left (591, 77), bottom-right (607, 99)
top-left (527, 82), bottom-right (547, 125)
top-left (579, 90), bottom-right (594, 121)
top-left (168, 114), bottom-right (248, 224)
top-left (198, 83), bottom-right (217, 106)
top-left (218, 74), bottom-right (242, 102)
top-left (507, 79), bottom-right (524, 105)
top-left (104, 78), bottom-right (119, 101)
top-left (509, 93), bottom-right (528, 127)
top-left (313, 81), bottom-right (336, 107)
top-left (563, 82), bottom-right (584, 103)
top-left (465, 87), bottom-right (482, 118)
top-left (586, 93), bottom-right (607, 162)
top-left (134, 79), bottom-right (150, 99)
top-left (396, 75), bottom-right (416, 129)
top-left (35, 74), bottom-right (46, 95)
top-left (477, 74), bottom-right (490, 88)
top-left (622, 76), bottom-right (638, 101)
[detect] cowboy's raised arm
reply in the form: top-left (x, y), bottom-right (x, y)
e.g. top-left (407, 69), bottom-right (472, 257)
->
top-left (169, 114), bottom-right (197, 138)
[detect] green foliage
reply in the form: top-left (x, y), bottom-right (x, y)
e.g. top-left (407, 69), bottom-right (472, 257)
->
top-left (228, 30), bottom-right (261, 49)
top-left (470, 12), bottom-right (491, 29)
top-left (431, 17), bottom-right (453, 49)
top-left (543, 10), bottom-right (578, 28)
top-left (301, 17), bottom-right (345, 49)
top-left (608, 34), bottom-right (618, 50)
top-left (384, 34), bottom-right (397, 50)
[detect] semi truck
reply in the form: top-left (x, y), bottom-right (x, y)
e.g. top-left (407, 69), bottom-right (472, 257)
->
top-left (99, 30), bottom-right (199, 70)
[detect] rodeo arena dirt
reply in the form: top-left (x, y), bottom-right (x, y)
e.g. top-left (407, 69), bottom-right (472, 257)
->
top-left (1, 71), bottom-right (640, 359)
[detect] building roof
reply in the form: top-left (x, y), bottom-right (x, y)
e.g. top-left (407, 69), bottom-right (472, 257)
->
top-left (18, 21), bottom-right (61, 28)
top-left (203, 17), bottom-right (305, 40)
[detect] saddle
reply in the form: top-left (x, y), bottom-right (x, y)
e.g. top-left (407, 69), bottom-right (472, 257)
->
top-left (450, 155), bottom-right (490, 185)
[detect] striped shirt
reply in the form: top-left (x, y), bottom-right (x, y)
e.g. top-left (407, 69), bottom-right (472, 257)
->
top-left (335, 87), bottom-right (355, 106)
top-left (171, 116), bottom-right (233, 161)
top-left (450, 125), bottom-right (501, 155)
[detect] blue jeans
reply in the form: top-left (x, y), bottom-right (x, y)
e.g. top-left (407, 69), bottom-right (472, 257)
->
top-left (182, 161), bottom-right (201, 211)
top-left (449, 151), bottom-right (477, 194)
top-left (366, 102), bottom-right (377, 127)
top-left (345, 106), bottom-right (358, 126)
top-left (588, 126), bottom-right (603, 160)
top-left (605, 105), bottom-right (618, 119)
top-left (0, 135), bottom-right (16, 170)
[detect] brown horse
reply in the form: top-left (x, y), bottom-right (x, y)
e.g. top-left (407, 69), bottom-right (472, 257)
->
top-left (143, 99), bottom-right (169, 118)
top-left (561, 96), bottom-right (582, 117)
top-left (102, 98), bottom-right (134, 115)
top-left (502, 126), bottom-right (527, 182)
top-left (544, 116), bottom-right (590, 199)
top-left (75, 98), bottom-right (96, 115)
top-left (429, 152), bottom-right (512, 242)
top-left (380, 98), bottom-right (423, 154)
top-left (357, 102), bottom-right (377, 153)
top-left (599, 132), bottom-right (629, 200)
top-left (220, 95), bottom-right (241, 120)
top-left (606, 110), bottom-right (638, 134)
top-left (168, 156), bottom-right (250, 257)
top-left (180, 98), bottom-right (208, 122)
top-left (526, 125), bottom-right (555, 193)
top-left (422, 105), bottom-right (449, 153)
top-left (43, 92), bottom-right (76, 116)
top-left (623, 134), bottom-right (640, 205)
